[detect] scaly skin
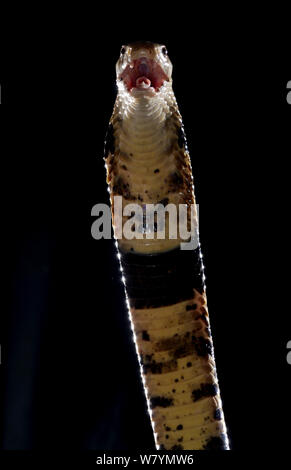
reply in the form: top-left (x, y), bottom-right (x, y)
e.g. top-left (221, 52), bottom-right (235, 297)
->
top-left (104, 41), bottom-right (229, 450)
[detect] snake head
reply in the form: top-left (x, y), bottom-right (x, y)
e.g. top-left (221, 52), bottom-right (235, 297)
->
top-left (116, 41), bottom-right (173, 94)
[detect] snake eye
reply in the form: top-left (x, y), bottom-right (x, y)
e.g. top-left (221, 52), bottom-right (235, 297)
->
top-left (161, 46), bottom-right (168, 56)
top-left (120, 46), bottom-right (126, 55)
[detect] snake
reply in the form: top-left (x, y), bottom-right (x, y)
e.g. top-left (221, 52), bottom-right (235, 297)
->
top-left (104, 41), bottom-right (229, 450)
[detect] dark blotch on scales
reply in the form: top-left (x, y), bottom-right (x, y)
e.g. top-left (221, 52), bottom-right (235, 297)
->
top-left (203, 434), bottom-right (228, 450)
top-left (150, 396), bottom-right (174, 409)
top-left (214, 409), bottom-right (222, 420)
top-left (142, 330), bottom-right (150, 341)
top-left (193, 336), bottom-right (213, 357)
top-left (120, 247), bottom-right (204, 309)
top-left (141, 357), bottom-right (178, 375)
top-left (192, 383), bottom-right (218, 402)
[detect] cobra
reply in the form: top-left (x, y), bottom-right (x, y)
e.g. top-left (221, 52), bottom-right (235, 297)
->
top-left (104, 41), bottom-right (229, 450)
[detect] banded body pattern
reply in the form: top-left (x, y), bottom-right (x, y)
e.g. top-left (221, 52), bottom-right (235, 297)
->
top-left (104, 41), bottom-right (229, 450)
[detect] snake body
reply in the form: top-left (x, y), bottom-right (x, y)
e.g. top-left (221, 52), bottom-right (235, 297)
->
top-left (104, 41), bottom-right (229, 450)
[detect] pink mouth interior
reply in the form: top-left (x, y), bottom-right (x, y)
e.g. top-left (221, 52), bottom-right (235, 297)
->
top-left (136, 76), bottom-right (151, 89)
top-left (120, 57), bottom-right (168, 91)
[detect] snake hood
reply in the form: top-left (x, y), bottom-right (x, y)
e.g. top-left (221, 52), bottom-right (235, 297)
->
top-left (116, 41), bottom-right (173, 95)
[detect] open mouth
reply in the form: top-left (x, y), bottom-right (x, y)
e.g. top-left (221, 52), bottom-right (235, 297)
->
top-left (120, 57), bottom-right (169, 92)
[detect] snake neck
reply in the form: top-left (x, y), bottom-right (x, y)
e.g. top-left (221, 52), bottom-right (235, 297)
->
top-left (113, 86), bottom-right (179, 162)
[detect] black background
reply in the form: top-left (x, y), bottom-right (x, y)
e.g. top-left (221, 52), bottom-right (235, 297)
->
top-left (0, 21), bottom-right (290, 463)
